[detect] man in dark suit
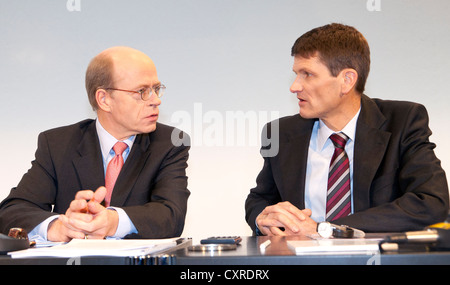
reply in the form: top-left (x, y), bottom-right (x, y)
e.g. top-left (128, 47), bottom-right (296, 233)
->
top-left (245, 23), bottom-right (449, 236)
top-left (0, 46), bottom-right (190, 241)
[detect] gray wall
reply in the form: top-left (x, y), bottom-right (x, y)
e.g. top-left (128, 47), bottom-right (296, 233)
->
top-left (1, 0), bottom-right (449, 240)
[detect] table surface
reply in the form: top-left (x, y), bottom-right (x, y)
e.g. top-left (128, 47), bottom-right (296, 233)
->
top-left (170, 235), bottom-right (450, 265)
top-left (0, 235), bottom-right (449, 265)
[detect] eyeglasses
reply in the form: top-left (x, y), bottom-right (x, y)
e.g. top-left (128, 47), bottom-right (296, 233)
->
top-left (104, 84), bottom-right (166, 101)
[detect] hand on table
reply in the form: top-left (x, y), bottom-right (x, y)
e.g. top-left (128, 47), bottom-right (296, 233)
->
top-left (256, 201), bottom-right (317, 236)
top-left (47, 186), bottom-right (118, 242)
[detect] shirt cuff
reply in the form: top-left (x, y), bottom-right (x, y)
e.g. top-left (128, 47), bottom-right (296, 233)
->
top-left (28, 208), bottom-right (138, 241)
top-left (255, 221), bottom-right (264, 236)
top-left (107, 207), bottom-right (137, 238)
top-left (28, 215), bottom-right (59, 242)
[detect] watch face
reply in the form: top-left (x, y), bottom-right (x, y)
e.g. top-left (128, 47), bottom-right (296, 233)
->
top-left (318, 222), bottom-right (333, 238)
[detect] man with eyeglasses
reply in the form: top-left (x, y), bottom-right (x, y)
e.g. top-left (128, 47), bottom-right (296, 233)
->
top-left (0, 46), bottom-right (190, 241)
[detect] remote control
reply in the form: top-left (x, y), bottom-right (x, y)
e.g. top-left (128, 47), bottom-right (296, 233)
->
top-left (200, 236), bottom-right (242, 245)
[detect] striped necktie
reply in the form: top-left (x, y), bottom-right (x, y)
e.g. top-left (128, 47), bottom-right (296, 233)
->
top-left (326, 132), bottom-right (351, 221)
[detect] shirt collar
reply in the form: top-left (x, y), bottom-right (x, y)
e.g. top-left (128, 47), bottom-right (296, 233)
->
top-left (317, 108), bottom-right (361, 151)
top-left (95, 119), bottom-right (135, 160)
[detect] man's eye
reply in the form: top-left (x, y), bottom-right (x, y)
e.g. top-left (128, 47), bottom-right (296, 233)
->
top-left (299, 71), bottom-right (312, 79)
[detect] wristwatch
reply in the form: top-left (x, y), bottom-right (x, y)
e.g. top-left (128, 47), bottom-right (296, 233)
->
top-left (317, 222), bottom-right (334, 238)
top-left (317, 222), bottom-right (355, 238)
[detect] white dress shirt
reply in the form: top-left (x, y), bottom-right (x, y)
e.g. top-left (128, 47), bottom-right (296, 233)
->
top-left (304, 109), bottom-right (360, 222)
top-left (95, 119), bottom-right (137, 238)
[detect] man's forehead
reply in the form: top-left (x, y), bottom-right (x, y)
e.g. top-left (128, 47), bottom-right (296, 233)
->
top-left (110, 56), bottom-right (158, 87)
top-left (293, 54), bottom-right (324, 69)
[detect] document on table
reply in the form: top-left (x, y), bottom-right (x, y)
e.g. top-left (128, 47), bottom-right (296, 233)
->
top-left (9, 238), bottom-right (178, 258)
top-left (287, 238), bottom-right (380, 255)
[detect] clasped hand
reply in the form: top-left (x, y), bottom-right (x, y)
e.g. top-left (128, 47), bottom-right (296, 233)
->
top-left (256, 201), bottom-right (318, 236)
top-left (47, 186), bottom-right (118, 242)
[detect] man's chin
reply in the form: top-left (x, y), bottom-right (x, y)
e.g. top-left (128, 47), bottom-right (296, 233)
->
top-left (299, 109), bottom-right (312, 119)
top-left (142, 123), bottom-right (157, 134)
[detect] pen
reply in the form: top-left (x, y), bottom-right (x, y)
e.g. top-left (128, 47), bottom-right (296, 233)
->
top-left (259, 239), bottom-right (271, 250)
top-left (81, 197), bottom-right (95, 214)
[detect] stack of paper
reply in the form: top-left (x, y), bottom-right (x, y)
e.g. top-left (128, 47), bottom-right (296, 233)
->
top-left (9, 238), bottom-right (177, 258)
top-left (287, 239), bottom-right (380, 255)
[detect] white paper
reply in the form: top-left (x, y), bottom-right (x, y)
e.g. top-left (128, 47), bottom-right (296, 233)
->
top-left (287, 239), bottom-right (380, 255)
top-left (9, 238), bottom-right (177, 258)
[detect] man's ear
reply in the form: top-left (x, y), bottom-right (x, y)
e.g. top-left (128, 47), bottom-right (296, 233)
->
top-left (96, 89), bottom-right (112, 112)
top-left (340, 69), bottom-right (358, 95)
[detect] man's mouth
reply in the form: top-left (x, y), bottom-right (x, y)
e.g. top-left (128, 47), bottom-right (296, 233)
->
top-left (147, 113), bottom-right (159, 120)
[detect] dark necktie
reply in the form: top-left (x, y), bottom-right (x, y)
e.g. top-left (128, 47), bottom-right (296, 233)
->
top-left (326, 133), bottom-right (351, 221)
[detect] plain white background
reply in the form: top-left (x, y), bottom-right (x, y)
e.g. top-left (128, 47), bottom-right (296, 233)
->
top-left (1, 0), bottom-right (449, 240)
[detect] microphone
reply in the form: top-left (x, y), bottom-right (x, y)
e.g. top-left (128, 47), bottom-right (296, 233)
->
top-left (382, 228), bottom-right (450, 250)
top-left (385, 229), bottom-right (439, 243)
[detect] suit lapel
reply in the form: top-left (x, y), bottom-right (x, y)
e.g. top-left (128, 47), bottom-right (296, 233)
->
top-left (72, 122), bottom-right (105, 191)
top-left (281, 117), bottom-right (315, 209)
top-left (353, 95), bottom-right (391, 211)
top-left (110, 133), bottom-right (152, 206)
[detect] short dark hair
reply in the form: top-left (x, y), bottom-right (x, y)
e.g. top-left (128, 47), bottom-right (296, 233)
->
top-left (291, 23), bottom-right (370, 94)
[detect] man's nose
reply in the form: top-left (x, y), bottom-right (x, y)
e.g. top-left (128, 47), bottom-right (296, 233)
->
top-left (290, 76), bottom-right (303, 94)
top-left (147, 93), bottom-right (162, 106)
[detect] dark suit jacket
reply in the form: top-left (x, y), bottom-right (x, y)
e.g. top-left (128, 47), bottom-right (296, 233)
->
top-left (245, 95), bottom-right (449, 233)
top-left (0, 119), bottom-right (190, 239)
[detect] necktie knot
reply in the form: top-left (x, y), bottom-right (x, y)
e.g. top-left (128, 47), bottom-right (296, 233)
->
top-left (113, 142), bottom-right (128, 156)
top-left (330, 133), bottom-right (349, 149)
